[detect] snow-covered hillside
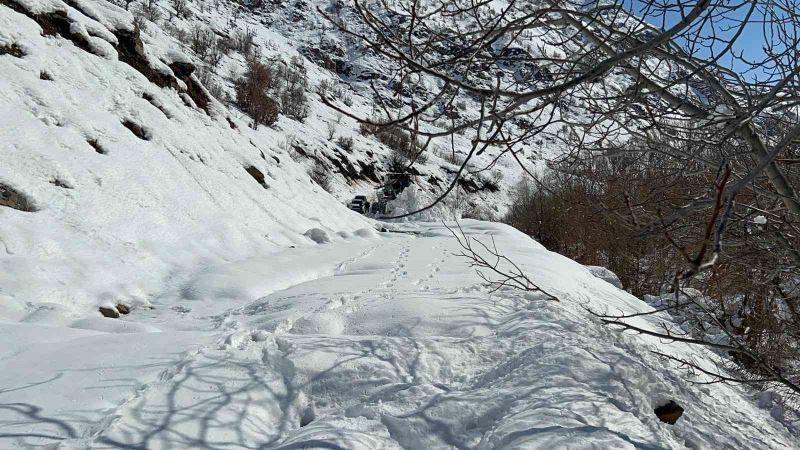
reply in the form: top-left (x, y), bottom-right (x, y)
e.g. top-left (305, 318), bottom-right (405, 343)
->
top-left (1, 0), bottom-right (798, 447)
top-left (0, 0), bottom-right (375, 319)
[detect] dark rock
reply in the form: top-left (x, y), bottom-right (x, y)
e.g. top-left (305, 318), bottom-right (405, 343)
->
top-left (87, 138), bottom-right (107, 155)
top-left (0, 183), bottom-right (36, 212)
top-left (122, 120), bottom-right (150, 140)
top-left (654, 400), bottom-right (684, 425)
top-left (0, 42), bottom-right (24, 57)
top-left (169, 62), bottom-right (210, 114)
top-left (245, 166), bottom-right (265, 185)
top-left (99, 306), bottom-right (120, 318)
top-left (116, 304), bottom-right (130, 315)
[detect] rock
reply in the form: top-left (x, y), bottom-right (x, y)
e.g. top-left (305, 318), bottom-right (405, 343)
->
top-left (654, 400), bottom-right (684, 424)
top-left (99, 306), bottom-right (120, 318)
top-left (245, 166), bottom-right (265, 185)
top-left (0, 183), bottom-right (37, 212)
top-left (304, 228), bottom-right (331, 244)
top-left (122, 119), bottom-right (150, 140)
top-left (116, 304), bottom-right (130, 315)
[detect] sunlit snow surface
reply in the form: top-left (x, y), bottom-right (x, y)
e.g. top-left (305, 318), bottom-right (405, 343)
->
top-left (0, 0), bottom-right (796, 447)
top-left (1, 222), bottom-right (795, 449)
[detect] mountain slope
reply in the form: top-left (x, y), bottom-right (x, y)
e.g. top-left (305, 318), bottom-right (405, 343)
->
top-left (0, 0), bottom-right (371, 319)
top-left (1, 0), bottom-right (797, 448)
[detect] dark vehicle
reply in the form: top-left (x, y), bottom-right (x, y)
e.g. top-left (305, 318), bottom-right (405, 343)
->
top-left (348, 195), bottom-right (370, 214)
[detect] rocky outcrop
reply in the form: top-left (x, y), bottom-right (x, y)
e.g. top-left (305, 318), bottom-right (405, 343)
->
top-left (0, 183), bottom-right (36, 212)
top-left (654, 400), bottom-right (684, 424)
top-left (1, 0), bottom-right (211, 115)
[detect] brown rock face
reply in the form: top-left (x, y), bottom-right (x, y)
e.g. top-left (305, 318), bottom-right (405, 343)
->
top-left (116, 304), bottom-right (130, 315)
top-left (654, 400), bottom-right (684, 425)
top-left (99, 307), bottom-right (120, 318)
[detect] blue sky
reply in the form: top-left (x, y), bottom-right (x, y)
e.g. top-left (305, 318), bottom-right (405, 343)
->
top-left (626, 0), bottom-right (782, 80)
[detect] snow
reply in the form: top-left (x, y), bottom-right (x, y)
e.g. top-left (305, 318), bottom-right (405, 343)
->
top-left (1, 221), bottom-right (796, 449)
top-left (0, 0), bottom-right (371, 321)
top-left (1, 0), bottom-right (798, 447)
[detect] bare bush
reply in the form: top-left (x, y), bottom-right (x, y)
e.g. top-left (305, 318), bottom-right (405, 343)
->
top-left (359, 120), bottom-right (417, 160)
top-left (196, 65), bottom-right (225, 101)
top-left (133, 0), bottom-right (161, 23)
top-left (317, 79), bottom-right (333, 98)
top-left (341, 91), bottom-right (353, 107)
top-left (235, 59), bottom-right (278, 129)
top-left (189, 25), bottom-right (215, 60)
top-left (325, 121), bottom-right (336, 141)
top-left (336, 136), bottom-right (353, 152)
top-left (232, 28), bottom-right (255, 56)
top-left (275, 57), bottom-right (309, 121)
top-left (310, 160), bottom-right (332, 192)
top-left (170, 0), bottom-right (189, 18)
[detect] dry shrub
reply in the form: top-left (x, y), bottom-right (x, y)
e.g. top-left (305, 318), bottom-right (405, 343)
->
top-left (359, 119), bottom-right (422, 168)
top-left (310, 160), bottom-right (332, 192)
top-left (504, 139), bottom-right (800, 398)
top-left (189, 24), bottom-right (215, 60)
top-left (503, 166), bottom-right (679, 297)
top-left (232, 28), bottom-right (256, 55)
top-left (336, 136), bottom-right (354, 151)
top-left (170, 0), bottom-right (189, 18)
top-left (235, 59), bottom-right (278, 128)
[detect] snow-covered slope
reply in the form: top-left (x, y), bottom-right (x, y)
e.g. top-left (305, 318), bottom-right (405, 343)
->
top-left (1, 0), bottom-right (797, 447)
top-left (1, 221), bottom-right (796, 448)
top-left (0, 0), bottom-right (372, 320)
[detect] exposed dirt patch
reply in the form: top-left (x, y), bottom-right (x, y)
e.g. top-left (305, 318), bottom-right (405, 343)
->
top-left (87, 138), bottom-right (107, 154)
top-left (142, 92), bottom-right (172, 118)
top-left (0, 183), bottom-right (37, 212)
top-left (0, 42), bottom-right (24, 57)
top-left (122, 119), bottom-right (150, 140)
top-left (99, 306), bottom-right (119, 318)
top-left (114, 26), bottom-right (177, 90)
top-left (49, 177), bottom-right (72, 189)
top-left (457, 176), bottom-right (480, 193)
top-left (0, 0), bottom-right (91, 52)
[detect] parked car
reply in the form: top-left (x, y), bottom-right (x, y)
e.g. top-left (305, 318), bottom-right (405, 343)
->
top-left (348, 195), bottom-right (370, 214)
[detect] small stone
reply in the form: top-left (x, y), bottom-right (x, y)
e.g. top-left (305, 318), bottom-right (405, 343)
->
top-left (99, 306), bottom-right (119, 318)
top-left (655, 400), bottom-right (684, 425)
top-left (116, 304), bottom-right (130, 315)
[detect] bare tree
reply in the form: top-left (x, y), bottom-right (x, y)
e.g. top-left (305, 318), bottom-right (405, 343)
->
top-left (323, 0), bottom-right (800, 409)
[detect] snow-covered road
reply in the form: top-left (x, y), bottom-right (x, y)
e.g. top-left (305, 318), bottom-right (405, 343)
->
top-left (0, 222), bottom-right (795, 449)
